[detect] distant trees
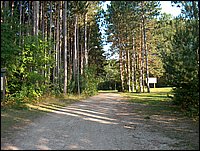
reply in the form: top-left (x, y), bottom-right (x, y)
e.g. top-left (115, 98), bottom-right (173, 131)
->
top-left (98, 59), bottom-right (120, 91)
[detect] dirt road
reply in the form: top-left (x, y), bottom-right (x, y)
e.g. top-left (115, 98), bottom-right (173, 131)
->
top-left (1, 93), bottom-right (199, 150)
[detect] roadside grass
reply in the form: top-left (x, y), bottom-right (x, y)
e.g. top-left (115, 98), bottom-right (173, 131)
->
top-left (121, 87), bottom-right (199, 150)
top-left (1, 93), bottom-right (88, 141)
top-left (120, 87), bottom-right (182, 116)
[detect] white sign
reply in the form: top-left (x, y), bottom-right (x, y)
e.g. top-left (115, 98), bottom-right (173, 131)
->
top-left (146, 77), bottom-right (157, 84)
top-left (1, 77), bottom-right (3, 91)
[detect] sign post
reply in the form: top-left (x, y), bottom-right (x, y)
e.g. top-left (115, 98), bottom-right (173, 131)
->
top-left (146, 77), bottom-right (157, 88)
top-left (1, 68), bottom-right (6, 100)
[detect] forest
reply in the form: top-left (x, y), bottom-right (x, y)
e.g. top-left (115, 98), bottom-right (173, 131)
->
top-left (1, 1), bottom-right (199, 117)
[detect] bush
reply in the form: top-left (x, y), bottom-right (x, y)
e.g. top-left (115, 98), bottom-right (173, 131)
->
top-left (81, 65), bottom-right (99, 96)
top-left (172, 79), bottom-right (199, 117)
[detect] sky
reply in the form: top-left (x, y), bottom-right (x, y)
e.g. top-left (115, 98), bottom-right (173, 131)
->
top-left (101, 1), bottom-right (182, 59)
top-left (160, 1), bottom-right (181, 16)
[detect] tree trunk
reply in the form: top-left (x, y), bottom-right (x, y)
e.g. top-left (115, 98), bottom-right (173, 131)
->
top-left (139, 24), bottom-right (143, 93)
top-left (49, 1), bottom-right (53, 84)
top-left (132, 35), bottom-right (135, 92)
top-left (74, 14), bottom-right (78, 93)
top-left (63, 1), bottom-right (68, 94)
top-left (143, 14), bottom-right (150, 93)
top-left (69, 37), bottom-right (73, 82)
top-left (119, 38), bottom-right (124, 92)
top-left (84, 12), bottom-right (88, 68)
top-left (11, 1), bottom-right (14, 29)
top-left (19, 1), bottom-right (22, 46)
top-left (127, 47), bottom-right (131, 92)
top-left (56, 2), bottom-right (60, 87)
top-left (27, 1), bottom-right (31, 36)
top-left (141, 23), bottom-right (145, 93)
top-left (77, 20), bottom-right (80, 95)
top-left (53, 5), bottom-right (57, 85)
top-left (59, 1), bottom-right (63, 90)
top-left (41, 1), bottom-right (45, 82)
top-left (80, 44), bottom-right (84, 75)
top-left (33, 1), bottom-right (39, 36)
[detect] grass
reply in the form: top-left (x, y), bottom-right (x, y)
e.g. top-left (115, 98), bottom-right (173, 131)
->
top-left (120, 87), bottom-right (181, 115)
top-left (121, 87), bottom-right (199, 150)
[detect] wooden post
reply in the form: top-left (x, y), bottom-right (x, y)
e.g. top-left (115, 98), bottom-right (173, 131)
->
top-left (1, 68), bottom-right (6, 100)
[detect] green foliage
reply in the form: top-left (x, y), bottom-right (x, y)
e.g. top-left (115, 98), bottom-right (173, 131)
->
top-left (163, 2), bottom-right (199, 117)
top-left (68, 80), bottom-right (76, 94)
top-left (81, 65), bottom-right (99, 96)
top-left (2, 33), bottom-right (54, 106)
top-left (172, 82), bottom-right (199, 117)
top-left (1, 1), bottom-right (105, 109)
top-left (98, 59), bottom-right (120, 90)
top-left (1, 21), bottom-right (19, 68)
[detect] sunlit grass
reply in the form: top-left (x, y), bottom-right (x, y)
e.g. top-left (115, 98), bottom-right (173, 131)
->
top-left (37, 94), bottom-right (82, 106)
top-left (120, 87), bottom-right (180, 115)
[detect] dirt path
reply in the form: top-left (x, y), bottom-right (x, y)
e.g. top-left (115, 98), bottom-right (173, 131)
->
top-left (1, 93), bottom-right (199, 150)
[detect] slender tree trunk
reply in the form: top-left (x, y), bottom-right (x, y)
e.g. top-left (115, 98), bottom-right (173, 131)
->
top-left (11, 1), bottom-right (14, 16)
top-left (41, 1), bottom-right (45, 81)
top-left (56, 2), bottom-right (60, 87)
top-left (3, 1), bottom-right (9, 23)
top-left (77, 21), bottom-right (80, 95)
top-left (53, 8), bottom-right (56, 85)
top-left (80, 44), bottom-right (84, 75)
top-left (74, 14), bottom-right (78, 93)
top-left (143, 14), bottom-right (150, 93)
top-left (33, 1), bottom-right (39, 36)
top-left (49, 1), bottom-right (52, 84)
top-left (36, 1), bottom-right (39, 36)
top-left (132, 35), bottom-right (135, 92)
top-left (124, 48), bottom-right (128, 90)
top-left (119, 38), bottom-right (124, 92)
top-left (1, 1), bottom-right (3, 21)
top-left (138, 24), bottom-right (143, 93)
top-left (141, 23), bottom-right (145, 93)
top-left (69, 37), bottom-right (73, 82)
top-left (84, 12), bottom-right (88, 68)
top-left (10, 1), bottom-right (14, 29)
top-left (59, 1), bottom-right (63, 90)
top-left (28, 1), bottom-right (32, 72)
top-left (127, 47), bottom-right (131, 92)
top-left (63, 1), bottom-right (68, 94)
top-left (136, 47), bottom-right (140, 92)
top-left (45, 4), bottom-right (48, 85)
top-left (19, 1), bottom-right (22, 46)
top-left (27, 1), bottom-right (31, 36)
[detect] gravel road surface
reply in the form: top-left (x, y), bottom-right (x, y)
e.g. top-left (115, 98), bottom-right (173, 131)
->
top-left (1, 93), bottom-right (199, 150)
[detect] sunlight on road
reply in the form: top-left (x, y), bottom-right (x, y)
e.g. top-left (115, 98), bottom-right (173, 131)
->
top-left (27, 102), bottom-right (118, 125)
